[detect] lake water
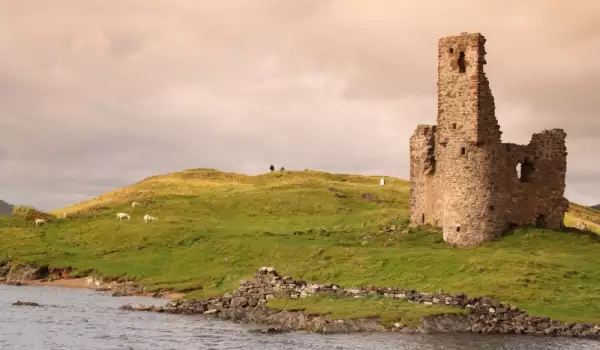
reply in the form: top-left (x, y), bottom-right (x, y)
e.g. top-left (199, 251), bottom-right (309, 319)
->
top-left (1, 284), bottom-right (599, 350)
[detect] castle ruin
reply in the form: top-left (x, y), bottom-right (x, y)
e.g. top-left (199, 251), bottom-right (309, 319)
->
top-left (409, 32), bottom-right (568, 247)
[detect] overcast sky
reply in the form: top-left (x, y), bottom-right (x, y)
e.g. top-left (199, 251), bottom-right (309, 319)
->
top-left (1, 0), bottom-right (599, 210)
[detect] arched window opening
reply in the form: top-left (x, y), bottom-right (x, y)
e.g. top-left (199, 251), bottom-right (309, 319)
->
top-left (535, 215), bottom-right (546, 228)
top-left (517, 159), bottom-right (535, 182)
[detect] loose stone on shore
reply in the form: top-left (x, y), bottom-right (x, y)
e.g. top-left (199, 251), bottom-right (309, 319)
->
top-left (12, 301), bottom-right (41, 307)
top-left (118, 266), bottom-right (600, 339)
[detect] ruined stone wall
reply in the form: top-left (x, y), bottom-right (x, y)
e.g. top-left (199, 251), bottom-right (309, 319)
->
top-left (434, 33), bottom-right (506, 246)
top-left (502, 130), bottom-right (568, 229)
top-left (409, 125), bottom-right (438, 225)
top-left (409, 32), bottom-right (568, 247)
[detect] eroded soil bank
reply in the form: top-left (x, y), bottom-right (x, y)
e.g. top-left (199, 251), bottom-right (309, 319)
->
top-left (0, 261), bottom-right (184, 300)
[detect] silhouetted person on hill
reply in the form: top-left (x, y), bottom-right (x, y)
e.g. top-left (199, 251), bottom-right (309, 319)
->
top-left (280, 166), bottom-right (285, 171)
top-left (269, 165), bottom-right (275, 172)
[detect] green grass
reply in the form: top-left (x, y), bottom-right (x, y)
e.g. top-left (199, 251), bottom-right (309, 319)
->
top-left (1, 168), bottom-right (600, 324)
top-left (267, 294), bottom-right (469, 326)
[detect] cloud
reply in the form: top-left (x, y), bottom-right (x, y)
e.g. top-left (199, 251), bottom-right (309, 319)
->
top-left (0, 0), bottom-right (599, 209)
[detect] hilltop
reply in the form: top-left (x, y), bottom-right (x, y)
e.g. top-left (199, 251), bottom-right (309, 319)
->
top-left (1, 168), bottom-right (600, 324)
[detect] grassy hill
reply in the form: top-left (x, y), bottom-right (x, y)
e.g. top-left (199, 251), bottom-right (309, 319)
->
top-left (1, 169), bottom-right (600, 324)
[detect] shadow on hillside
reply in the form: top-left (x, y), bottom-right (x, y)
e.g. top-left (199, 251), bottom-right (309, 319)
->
top-left (501, 224), bottom-right (600, 242)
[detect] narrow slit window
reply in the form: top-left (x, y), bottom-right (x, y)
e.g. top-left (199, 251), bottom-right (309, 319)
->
top-left (460, 147), bottom-right (466, 155)
top-left (456, 226), bottom-right (461, 232)
top-left (449, 48), bottom-right (454, 54)
top-left (452, 123), bottom-right (457, 129)
top-left (458, 52), bottom-right (466, 73)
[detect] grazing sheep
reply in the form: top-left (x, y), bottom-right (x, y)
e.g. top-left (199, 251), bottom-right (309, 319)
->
top-left (131, 201), bottom-right (139, 208)
top-left (143, 214), bottom-right (157, 223)
top-left (94, 278), bottom-right (102, 288)
top-left (84, 276), bottom-right (94, 287)
top-left (575, 221), bottom-right (587, 231)
top-left (34, 218), bottom-right (46, 226)
top-left (116, 212), bottom-right (131, 220)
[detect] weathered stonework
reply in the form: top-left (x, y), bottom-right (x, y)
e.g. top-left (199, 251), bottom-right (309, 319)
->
top-left (410, 32), bottom-right (568, 247)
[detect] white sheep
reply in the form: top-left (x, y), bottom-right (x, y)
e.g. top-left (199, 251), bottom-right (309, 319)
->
top-left (131, 201), bottom-right (139, 208)
top-left (575, 221), bottom-right (587, 231)
top-left (143, 214), bottom-right (158, 223)
top-left (94, 278), bottom-right (102, 288)
top-left (116, 212), bottom-right (131, 220)
top-left (84, 276), bottom-right (94, 287)
top-left (380, 177), bottom-right (385, 186)
top-left (34, 218), bottom-right (46, 226)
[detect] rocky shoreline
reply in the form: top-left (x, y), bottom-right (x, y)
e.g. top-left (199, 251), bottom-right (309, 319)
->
top-left (120, 267), bottom-right (600, 339)
top-left (4, 260), bottom-right (599, 339)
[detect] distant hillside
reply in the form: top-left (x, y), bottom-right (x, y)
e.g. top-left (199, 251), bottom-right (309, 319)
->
top-left (0, 200), bottom-right (12, 216)
top-left (592, 204), bottom-right (600, 210)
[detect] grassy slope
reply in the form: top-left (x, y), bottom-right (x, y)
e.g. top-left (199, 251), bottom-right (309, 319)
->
top-left (267, 294), bottom-right (469, 327)
top-left (1, 169), bottom-right (600, 324)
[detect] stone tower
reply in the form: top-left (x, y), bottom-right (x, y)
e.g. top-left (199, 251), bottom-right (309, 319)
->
top-left (409, 32), bottom-right (568, 247)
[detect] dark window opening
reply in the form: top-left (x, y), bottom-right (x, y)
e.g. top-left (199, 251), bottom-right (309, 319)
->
top-left (535, 215), bottom-right (546, 228)
top-left (452, 123), bottom-right (457, 129)
top-left (421, 214), bottom-right (425, 224)
top-left (460, 147), bottom-right (466, 155)
top-left (456, 226), bottom-right (460, 232)
top-left (516, 159), bottom-right (535, 182)
top-left (489, 205), bottom-right (495, 211)
top-left (449, 47), bottom-right (454, 54)
top-left (457, 51), bottom-right (466, 73)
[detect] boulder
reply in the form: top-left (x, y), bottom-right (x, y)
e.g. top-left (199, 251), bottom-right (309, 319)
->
top-left (12, 301), bottom-right (41, 307)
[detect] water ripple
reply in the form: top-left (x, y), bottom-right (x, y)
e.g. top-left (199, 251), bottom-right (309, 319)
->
top-left (1, 284), bottom-right (599, 349)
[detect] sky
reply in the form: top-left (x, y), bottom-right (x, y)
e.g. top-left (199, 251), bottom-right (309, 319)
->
top-left (0, 0), bottom-right (599, 210)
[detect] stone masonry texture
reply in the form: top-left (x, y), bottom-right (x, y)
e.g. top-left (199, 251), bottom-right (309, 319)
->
top-left (410, 32), bottom-right (568, 247)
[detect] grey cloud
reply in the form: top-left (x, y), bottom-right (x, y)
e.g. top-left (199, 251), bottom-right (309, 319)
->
top-left (0, 0), bottom-right (599, 210)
